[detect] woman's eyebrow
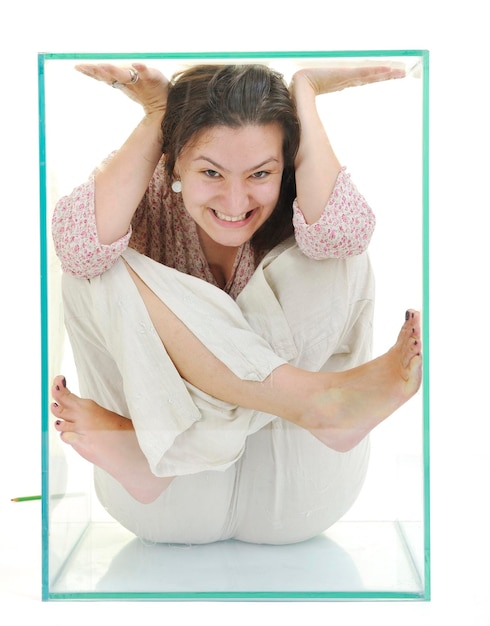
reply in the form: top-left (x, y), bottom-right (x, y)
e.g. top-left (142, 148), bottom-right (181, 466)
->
top-left (192, 155), bottom-right (281, 172)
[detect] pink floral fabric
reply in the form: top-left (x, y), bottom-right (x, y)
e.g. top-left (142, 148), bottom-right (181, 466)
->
top-left (293, 167), bottom-right (375, 260)
top-left (52, 157), bottom-right (375, 300)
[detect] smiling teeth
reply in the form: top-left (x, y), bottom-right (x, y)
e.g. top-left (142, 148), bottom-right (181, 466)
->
top-left (213, 210), bottom-right (249, 222)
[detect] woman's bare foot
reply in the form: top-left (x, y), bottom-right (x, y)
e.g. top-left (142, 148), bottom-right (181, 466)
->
top-left (51, 377), bottom-right (174, 504)
top-left (293, 309), bottom-right (422, 451)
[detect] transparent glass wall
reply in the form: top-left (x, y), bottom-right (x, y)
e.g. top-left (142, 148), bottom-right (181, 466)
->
top-left (39, 50), bottom-right (430, 600)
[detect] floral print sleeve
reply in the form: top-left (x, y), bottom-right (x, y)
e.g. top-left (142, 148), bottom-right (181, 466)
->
top-left (51, 175), bottom-right (131, 279)
top-left (292, 167), bottom-right (376, 260)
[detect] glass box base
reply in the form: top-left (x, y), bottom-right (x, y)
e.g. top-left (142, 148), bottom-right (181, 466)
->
top-left (46, 520), bottom-right (426, 600)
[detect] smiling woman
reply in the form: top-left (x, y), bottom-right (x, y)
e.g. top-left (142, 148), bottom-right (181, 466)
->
top-left (49, 60), bottom-right (421, 546)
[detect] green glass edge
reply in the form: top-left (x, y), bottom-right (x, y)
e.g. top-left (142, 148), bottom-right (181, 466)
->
top-left (38, 53), bottom-right (50, 602)
top-left (39, 49), bottom-right (430, 602)
top-left (38, 49), bottom-right (426, 61)
top-left (421, 49), bottom-right (431, 601)
top-left (46, 590), bottom-right (426, 602)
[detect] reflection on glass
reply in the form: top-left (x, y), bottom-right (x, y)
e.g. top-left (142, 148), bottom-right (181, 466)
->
top-left (39, 51), bottom-right (429, 600)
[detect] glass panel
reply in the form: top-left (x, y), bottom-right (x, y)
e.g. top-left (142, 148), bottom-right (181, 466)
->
top-left (40, 50), bottom-right (429, 601)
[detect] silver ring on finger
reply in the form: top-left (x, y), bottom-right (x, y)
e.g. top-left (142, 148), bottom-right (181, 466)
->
top-left (128, 68), bottom-right (139, 84)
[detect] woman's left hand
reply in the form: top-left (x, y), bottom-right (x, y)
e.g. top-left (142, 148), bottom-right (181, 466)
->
top-left (290, 64), bottom-right (406, 97)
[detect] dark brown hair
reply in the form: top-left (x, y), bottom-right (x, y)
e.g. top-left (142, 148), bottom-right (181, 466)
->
top-left (161, 64), bottom-right (300, 260)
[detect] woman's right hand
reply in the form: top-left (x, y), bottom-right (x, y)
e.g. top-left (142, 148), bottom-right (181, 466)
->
top-left (75, 63), bottom-right (170, 245)
top-left (75, 62), bottom-right (169, 116)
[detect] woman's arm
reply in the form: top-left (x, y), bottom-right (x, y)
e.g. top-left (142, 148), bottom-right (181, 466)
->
top-left (290, 65), bottom-right (405, 225)
top-left (74, 63), bottom-right (169, 245)
top-left (52, 173), bottom-right (133, 279)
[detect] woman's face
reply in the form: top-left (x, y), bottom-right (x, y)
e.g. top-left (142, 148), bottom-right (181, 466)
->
top-left (175, 123), bottom-right (284, 250)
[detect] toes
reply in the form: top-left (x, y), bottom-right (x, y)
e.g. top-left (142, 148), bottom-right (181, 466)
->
top-left (401, 309), bottom-right (421, 345)
top-left (398, 310), bottom-right (422, 369)
top-left (52, 375), bottom-right (68, 400)
top-left (50, 396), bottom-right (75, 423)
top-left (54, 410), bottom-right (85, 444)
top-left (59, 430), bottom-right (84, 448)
top-left (51, 400), bottom-right (62, 417)
top-left (53, 374), bottom-right (67, 390)
top-left (404, 309), bottom-right (420, 330)
top-left (51, 375), bottom-right (77, 411)
top-left (51, 375), bottom-right (78, 424)
top-left (400, 335), bottom-right (421, 368)
top-left (410, 334), bottom-right (421, 353)
top-left (54, 416), bottom-right (77, 434)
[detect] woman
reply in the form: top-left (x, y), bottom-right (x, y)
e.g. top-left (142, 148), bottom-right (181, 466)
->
top-left (51, 62), bottom-right (421, 544)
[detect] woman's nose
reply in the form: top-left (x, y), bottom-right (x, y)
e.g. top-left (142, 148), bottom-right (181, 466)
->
top-left (222, 180), bottom-right (250, 214)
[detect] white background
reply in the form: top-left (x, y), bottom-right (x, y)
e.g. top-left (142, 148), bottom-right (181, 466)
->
top-left (1, 1), bottom-right (488, 624)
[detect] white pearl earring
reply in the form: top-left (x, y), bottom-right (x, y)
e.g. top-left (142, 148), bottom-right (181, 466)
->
top-left (171, 180), bottom-right (182, 193)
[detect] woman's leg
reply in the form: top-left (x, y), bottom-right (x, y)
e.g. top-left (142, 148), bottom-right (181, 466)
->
top-left (53, 249), bottom-right (421, 505)
top-left (122, 258), bottom-right (421, 452)
top-left (53, 254), bottom-right (283, 504)
top-left (229, 247), bottom-right (371, 544)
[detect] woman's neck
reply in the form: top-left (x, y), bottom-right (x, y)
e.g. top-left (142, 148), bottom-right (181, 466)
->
top-left (197, 227), bottom-right (240, 288)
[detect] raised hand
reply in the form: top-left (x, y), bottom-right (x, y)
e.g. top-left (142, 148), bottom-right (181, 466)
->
top-left (289, 63), bottom-right (406, 224)
top-left (291, 64), bottom-right (406, 97)
top-left (75, 62), bottom-right (169, 116)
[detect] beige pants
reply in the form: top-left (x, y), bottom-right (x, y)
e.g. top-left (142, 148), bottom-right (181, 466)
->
top-left (62, 239), bottom-right (374, 544)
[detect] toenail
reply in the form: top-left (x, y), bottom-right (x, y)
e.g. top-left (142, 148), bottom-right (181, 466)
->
top-left (62, 377), bottom-right (66, 388)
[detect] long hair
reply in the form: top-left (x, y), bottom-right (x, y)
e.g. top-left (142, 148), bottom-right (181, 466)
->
top-left (161, 64), bottom-right (300, 260)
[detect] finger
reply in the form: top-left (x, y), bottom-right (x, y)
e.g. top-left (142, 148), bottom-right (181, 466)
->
top-left (355, 65), bottom-right (406, 82)
top-left (75, 63), bottom-right (120, 83)
top-left (102, 64), bottom-right (140, 87)
top-left (131, 62), bottom-right (170, 86)
top-left (75, 63), bottom-right (139, 87)
top-left (130, 62), bottom-right (150, 76)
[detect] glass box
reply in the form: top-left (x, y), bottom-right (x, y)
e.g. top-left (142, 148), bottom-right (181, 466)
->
top-left (39, 50), bottom-right (430, 601)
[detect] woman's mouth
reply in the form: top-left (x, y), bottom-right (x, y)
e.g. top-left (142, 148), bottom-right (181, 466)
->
top-left (212, 209), bottom-right (254, 223)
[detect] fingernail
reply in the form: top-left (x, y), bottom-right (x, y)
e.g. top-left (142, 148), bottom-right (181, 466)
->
top-left (53, 402), bottom-right (59, 408)
top-left (405, 310), bottom-right (410, 321)
top-left (62, 377), bottom-right (66, 388)
top-left (55, 420), bottom-right (61, 426)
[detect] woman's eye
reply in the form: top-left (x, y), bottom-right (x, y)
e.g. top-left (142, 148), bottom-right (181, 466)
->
top-left (204, 169), bottom-right (220, 178)
top-left (251, 171), bottom-right (269, 179)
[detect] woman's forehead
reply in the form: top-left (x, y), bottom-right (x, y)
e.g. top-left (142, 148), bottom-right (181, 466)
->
top-left (182, 123), bottom-right (284, 154)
